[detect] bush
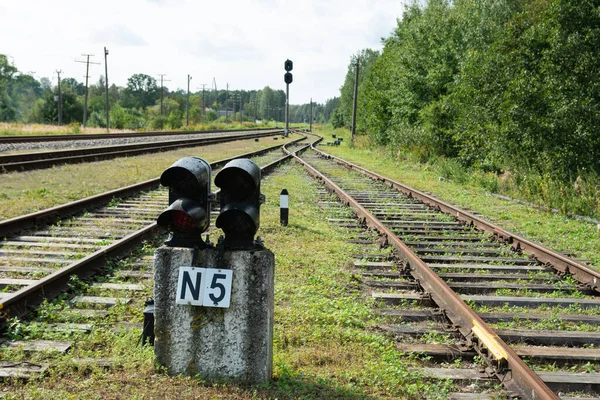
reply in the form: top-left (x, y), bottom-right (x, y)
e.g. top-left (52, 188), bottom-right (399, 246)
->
top-left (150, 115), bottom-right (167, 130)
top-left (167, 110), bottom-right (183, 129)
top-left (205, 110), bottom-right (217, 122)
top-left (434, 158), bottom-right (469, 184)
top-left (68, 121), bottom-right (80, 134)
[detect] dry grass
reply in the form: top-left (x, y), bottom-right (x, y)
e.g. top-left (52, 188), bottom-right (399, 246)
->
top-left (0, 135), bottom-right (295, 220)
top-left (0, 122), bottom-right (135, 136)
top-left (0, 122), bottom-right (273, 137)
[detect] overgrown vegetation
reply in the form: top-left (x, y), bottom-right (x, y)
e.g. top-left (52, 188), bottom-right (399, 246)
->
top-left (317, 125), bottom-right (599, 270)
top-left (2, 164), bottom-right (460, 399)
top-left (333, 0), bottom-right (600, 218)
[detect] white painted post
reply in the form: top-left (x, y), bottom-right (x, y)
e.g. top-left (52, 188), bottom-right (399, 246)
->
top-left (280, 189), bottom-right (289, 226)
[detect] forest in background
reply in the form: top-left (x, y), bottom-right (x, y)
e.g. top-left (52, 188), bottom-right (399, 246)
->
top-left (0, 54), bottom-right (339, 130)
top-left (333, 0), bottom-right (600, 217)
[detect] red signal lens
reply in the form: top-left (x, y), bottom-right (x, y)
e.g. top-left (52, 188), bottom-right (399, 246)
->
top-left (171, 210), bottom-right (196, 231)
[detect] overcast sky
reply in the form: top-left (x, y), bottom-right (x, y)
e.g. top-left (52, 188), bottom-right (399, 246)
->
top-left (0, 0), bottom-right (405, 105)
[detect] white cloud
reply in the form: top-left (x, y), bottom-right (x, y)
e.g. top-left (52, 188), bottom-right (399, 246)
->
top-left (0, 0), bottom-right (403, 104)
top-left (90, 25), bottom-right (147, 47)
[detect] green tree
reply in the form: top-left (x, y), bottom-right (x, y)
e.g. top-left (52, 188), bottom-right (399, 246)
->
top-left (122, 73), bottom-right (159, 109)
top-left (0, 54), bottom-right (18, 121)
top-left (333, 49), bottom-right (380, 131)
top-left (30, 82), bottom-right (83, 124)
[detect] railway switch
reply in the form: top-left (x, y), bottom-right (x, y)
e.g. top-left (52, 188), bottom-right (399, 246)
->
top-left (215, 158), bottom-right (264, 248)
top-left (157, 156), bottom-right (214, 247)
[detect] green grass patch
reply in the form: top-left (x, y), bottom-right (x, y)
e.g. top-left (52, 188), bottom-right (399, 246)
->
top-left (2, 163), bottom-right (464, 399)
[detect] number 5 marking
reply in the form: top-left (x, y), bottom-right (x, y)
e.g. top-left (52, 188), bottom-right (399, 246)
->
top-left (209, 273), bottom-right (227, 304)
top-left (202, 269), bottom-right (232, 308)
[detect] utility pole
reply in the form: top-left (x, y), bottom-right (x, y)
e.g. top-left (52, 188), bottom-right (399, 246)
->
top-left (240, 95), bottom-right (243, 122)
top-left (253, 94), bottom-right (257, 122)
top-left (104, 47), bottom-right (110, 132)
top-left (158, 74), bottom-right (171, 116)
top-left (310, 98), bottom-right (313, 132)
top-left (75, 54), bottom-right (100, 128)
top-left (266, 98), bottom-right (269, 122)
top-left (351, 58), bottom-right (359, 143)
top-left (199, 83), bottom-right (208, 118)
top-left (56, 70), bottom-right (63, 126)
top-left (186, 74), bottom-right (192, 126)
top-left (212, 77), bottom-right (217, 110)
top-left (225, 83), bottom-right (229, 121)
top-left (231, 93), bottom-right (236, 118)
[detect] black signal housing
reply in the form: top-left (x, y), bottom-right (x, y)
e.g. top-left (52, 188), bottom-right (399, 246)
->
top-left (157, 156), bottom-right (213, 248)
top-left (214, 158), bottom-right (264, 249)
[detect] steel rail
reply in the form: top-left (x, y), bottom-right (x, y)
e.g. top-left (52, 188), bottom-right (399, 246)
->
top-left (0, 136), bottom-right (304, 238)
top-left (0, 130), bottom-right (283, 173)
top-left (0, 127), bottom-right (279, 144)
top-left (313, 147), bottom-right (600, 293)
top-left (284, 138), bottom-right (557, 399)
top-left (0, 135), bottom-right (307, 327)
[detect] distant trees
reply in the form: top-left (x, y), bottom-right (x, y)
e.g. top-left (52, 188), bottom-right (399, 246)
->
top-left (0, 54), bottom-right (336, 129)
top-left (122, 74), bottom-right (159, 110)
top-left (0, 54), bottom-right (19, 121)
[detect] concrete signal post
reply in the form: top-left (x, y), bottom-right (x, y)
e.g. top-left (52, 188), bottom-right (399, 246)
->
top-left (153, 157), bottom-right (274, 383)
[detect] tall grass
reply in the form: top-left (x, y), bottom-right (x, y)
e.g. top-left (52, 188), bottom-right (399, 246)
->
top-left (0, 122), bottom-right (135, 136)
top-left (422, 157), bottom-right (600, 219)
top-left (328, 127), bottom-right (600, 220)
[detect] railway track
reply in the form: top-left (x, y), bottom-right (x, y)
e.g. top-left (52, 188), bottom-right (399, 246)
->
top-left (1, 130), bottom-right (598, 398)
top-left (0, 134), bottom-right (308, 329)
top-left (0, 128), bottom-right (284, 173)
top-left (288, 139), bottom-right (600, 399)
top-left (0, 127), bottom-right (279, 144)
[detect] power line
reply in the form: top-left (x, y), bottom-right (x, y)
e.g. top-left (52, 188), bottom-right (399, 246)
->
top-left (310, 98), bottom-right (313, 132)
top-left (158, 74), bottom-right (171, 116)
top-left (104, 47), bottom-right (110, 132)
top-left (55, 70), bottom-right (63, 126)
top-left (75, 54), bottom-right (100, 128)
top-left (198, 84), bottom-right (208, 118)
top-left (225, 83), bottom-right (229, 120)
top-left (186, 74), bottom-right (192, 126)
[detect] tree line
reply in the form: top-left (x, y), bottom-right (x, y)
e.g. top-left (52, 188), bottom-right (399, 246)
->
top-left (333, 0), bottom-right (600, 213)
top-left (0, 54), bottom-right (338, 130)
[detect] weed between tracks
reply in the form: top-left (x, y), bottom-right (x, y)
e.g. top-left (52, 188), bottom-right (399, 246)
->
top-left (1, 164), bottom-right (460, 399)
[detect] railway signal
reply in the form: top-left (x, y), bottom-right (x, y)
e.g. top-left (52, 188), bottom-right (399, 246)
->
top-left (215, 158), bottom-right (264, 248)
top-left (284, 59), bottom-right (293, 72)
top-left (157, 156), bottom-right (213, 247)
top-left (283, 59), bottom-right (293, 136)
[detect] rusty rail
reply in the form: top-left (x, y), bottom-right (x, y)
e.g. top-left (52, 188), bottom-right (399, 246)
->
top-left (314, 148), bottom-right (600, 293)
top-left (0, 135), bottom-right (307, 328)
top-left (284, 138), bottom-right (557, 399)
